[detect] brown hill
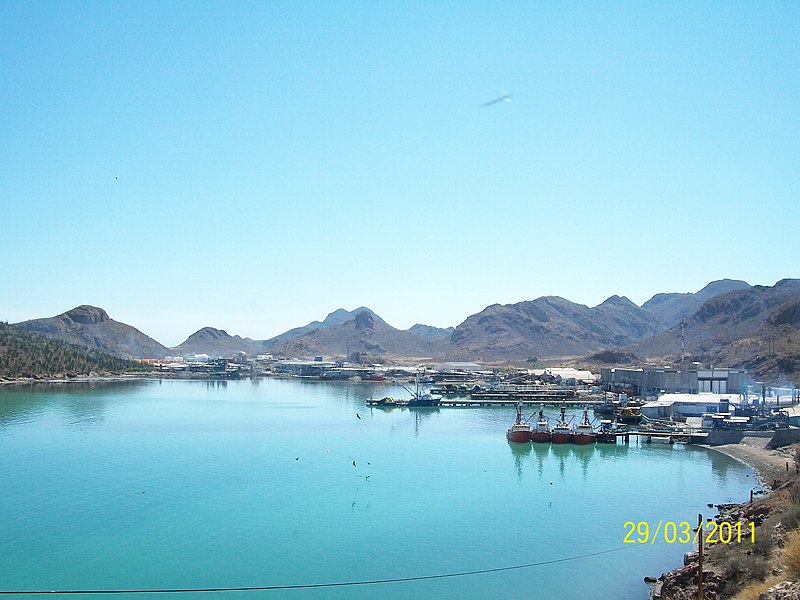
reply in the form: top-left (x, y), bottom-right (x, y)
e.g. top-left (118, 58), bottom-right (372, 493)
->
top-left (13, 305), bottom-right (168, 360)
top-left (446, 295), bottom-right (663, 362)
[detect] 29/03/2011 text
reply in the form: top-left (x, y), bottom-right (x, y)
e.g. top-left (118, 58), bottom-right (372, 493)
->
top-left (622, 520), bottom-right (755, 545)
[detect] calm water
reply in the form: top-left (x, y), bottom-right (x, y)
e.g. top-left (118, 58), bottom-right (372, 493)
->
top-left (0, 378), bottom-right (755, 599)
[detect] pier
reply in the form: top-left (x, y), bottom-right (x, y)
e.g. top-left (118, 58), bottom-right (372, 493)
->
top-left (367, 397), bottom-right (602, 408)
top-left (438, 398), bottom-right (602, 408)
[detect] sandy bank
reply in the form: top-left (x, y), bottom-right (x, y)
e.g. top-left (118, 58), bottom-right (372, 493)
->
top-left (701, 437), bottom-right (798, 490)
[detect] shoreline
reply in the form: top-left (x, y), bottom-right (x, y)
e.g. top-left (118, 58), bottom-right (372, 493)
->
top-left (652, 439), bottom-right (800, 599)
top-left (700, 438), bottom-right (797, 491)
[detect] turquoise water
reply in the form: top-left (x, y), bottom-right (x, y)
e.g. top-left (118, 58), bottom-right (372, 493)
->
top-left (0, 379), bottom-right (755, 599)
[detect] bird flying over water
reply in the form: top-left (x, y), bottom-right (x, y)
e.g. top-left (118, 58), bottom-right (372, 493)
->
top-left (481, 92), bottom-right (512, 107)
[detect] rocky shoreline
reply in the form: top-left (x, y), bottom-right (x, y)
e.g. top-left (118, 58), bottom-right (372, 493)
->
top-left (651, 438), bottom-right (800, 600)
top-left (0, 373), bottom-right (152, 385)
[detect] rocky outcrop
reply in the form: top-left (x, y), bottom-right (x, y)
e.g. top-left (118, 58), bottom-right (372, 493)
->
top-left (758, 580), bottom-right (800, 599)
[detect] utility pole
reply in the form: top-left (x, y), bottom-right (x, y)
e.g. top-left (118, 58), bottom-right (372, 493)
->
top-left (697, 513), bottom-right (704, 600)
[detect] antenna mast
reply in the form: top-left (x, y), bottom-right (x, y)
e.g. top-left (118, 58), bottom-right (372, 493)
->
top-left (680, 319), bottom-right (686, 363)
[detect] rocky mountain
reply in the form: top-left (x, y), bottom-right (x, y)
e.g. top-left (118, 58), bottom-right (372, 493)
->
top-left (631, 279), bottom-right (800, 382)
top-left (270, 309), bottom-right (449, 360)
top-left (265, 307), bottom-right (387, 346)
top-left (173, 327), bottom-right (262, 357)
top-left (446, 295), bottom-right (664, 362)
top-left (642, 279), bottom-right (752, 327)
top-left (13, 305), bottom-right (169, 360)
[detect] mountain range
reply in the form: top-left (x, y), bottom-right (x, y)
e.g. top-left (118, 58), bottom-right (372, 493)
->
top-left (9, 279), bottom-right (800, 383)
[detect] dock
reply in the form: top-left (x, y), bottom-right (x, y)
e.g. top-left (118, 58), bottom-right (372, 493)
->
top-left (367, 398), bottom-right (603, 408)
top-left (611, 430), bottom-right (709, 444)
top-left (438, 398), bottom-right (602, 408)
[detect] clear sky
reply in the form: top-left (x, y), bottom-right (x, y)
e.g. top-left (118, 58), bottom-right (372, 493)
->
top-left (1, 1), bottom-right (798, 347)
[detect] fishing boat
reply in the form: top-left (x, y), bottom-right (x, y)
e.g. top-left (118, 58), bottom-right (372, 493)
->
top-left (617, 405), bottom-right (642, 425)
top-left (405, 374), bottom-right (442, 407)
top-left (506, 403), bottom-right (533, 443)
top-left (572, 409), bottom-right (596, 445)
top-left (595, 419), bottom-right (618, 444)
top-left (531, 408), bottom-right (551, 442)
top-left (550, 407), bottom-right (573, 444)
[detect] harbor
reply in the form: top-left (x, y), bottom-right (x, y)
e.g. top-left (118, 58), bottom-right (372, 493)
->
top-left (0, 377), bottom-right (757, 600)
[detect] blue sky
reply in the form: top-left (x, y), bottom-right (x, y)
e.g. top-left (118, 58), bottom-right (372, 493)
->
top-left (1, 1), bottom-right (798, 347)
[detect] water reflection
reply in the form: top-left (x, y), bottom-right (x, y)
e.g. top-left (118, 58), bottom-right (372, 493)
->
top-left (0, 380), bottom-right (149, 430)
top-left (508, 441), bottom-right (532, 479)
top-left (531, 441), bottom-right (549, 476)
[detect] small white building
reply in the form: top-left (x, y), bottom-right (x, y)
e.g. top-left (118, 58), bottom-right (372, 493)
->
top-left (640, 393), bottom-right (738, 420)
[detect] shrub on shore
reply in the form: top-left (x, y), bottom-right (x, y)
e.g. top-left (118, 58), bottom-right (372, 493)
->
top-left (729, 575), bottom-right (785, 600)
top-left (782, 527), bottom-right (800, 578)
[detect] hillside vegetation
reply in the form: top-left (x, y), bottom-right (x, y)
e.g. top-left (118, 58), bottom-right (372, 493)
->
top-left (0, 323), bottom-right (150, 379)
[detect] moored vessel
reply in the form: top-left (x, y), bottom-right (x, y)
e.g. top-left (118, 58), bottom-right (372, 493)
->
top-left (550, 406), bottom-right (573, 444)
top-left (596, 419), bottom-right (618, 443)
top-left (531, 407), bottom-right (552, 442)
top-left (506, 403), bottom-right (533, 443)
top-left (572, 409), bottom-right (596, 445)
top-left (406, 373), bottom-right (442, 407)
top-left (367, 396), bottom-right (397, 407)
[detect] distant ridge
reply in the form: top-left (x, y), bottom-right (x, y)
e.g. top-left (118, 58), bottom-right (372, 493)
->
top-left (407, 324), bottom-right (454, 338)
top-left (641, 279), bottom-right (752, 327)
top-left (264, 307), bottom-right (386, 346)
top-left (7, 278), bottom-right (798, 384)
top-left (173, 327), bottom-right (262, 356)
top-left (269, 309), bottom-right (448, 360)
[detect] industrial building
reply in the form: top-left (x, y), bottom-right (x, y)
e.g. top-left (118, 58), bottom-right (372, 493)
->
top-left (600, 364), bottom-right (750, 398)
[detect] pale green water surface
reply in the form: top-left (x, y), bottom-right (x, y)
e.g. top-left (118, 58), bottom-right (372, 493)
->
top-left (0, 379), bottom-right (756, 599)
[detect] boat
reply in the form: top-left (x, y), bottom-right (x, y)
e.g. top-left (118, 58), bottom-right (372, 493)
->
top-left (595, 419), bottom-right (618, 444)
top-left (550, 407), bottom-right (573, 444)
top-left (506, 403), bottom-right (533, 443)
top-left (405, 374), bottom-right (442, 407)
top-left (593, 396), bottom-right (617, 417)
top-left (429, 383), bottom-right (471, 396)
top-left (572, 409), bottom-right (596, 445)
top-left (367, 396), bottom-right (398, 406)
top-left (617, 405), bottom-right (642, 425)
top-left (531, 408), bottom-right (551, 442)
